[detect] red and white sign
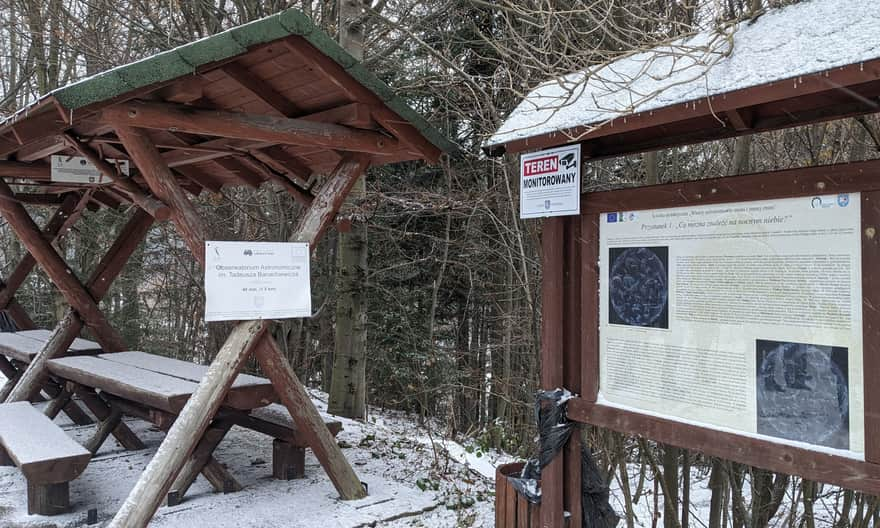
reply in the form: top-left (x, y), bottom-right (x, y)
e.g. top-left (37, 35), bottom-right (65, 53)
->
top-left (520, 145), bottom-right (580, 219)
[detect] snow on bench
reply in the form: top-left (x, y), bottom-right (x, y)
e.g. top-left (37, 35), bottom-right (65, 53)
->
top-left (0, 401), bottom-right (91, 515)
top-left (0, 331), bottom-right (101, 363)
top-left (232, 403), bottom-right (343, 480)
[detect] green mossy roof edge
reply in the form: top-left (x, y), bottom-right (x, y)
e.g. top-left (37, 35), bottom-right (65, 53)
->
top-left (18, 8), bottom-right (457, 154)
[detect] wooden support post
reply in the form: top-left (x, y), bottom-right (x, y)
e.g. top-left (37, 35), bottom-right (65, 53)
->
top-left (106, 147), bottom-right (370, 528)
top-left (272, 439), bottom-right (305, 480)
top-left (113, 125), bottom-right (207, 262)
top-left (168, 420), bottom-right (236, 504)
top-left (541, 217), bottom-right (565, 528)
top-left (254, 336), bottom-right (364, 498)
top-left (27, 481), bottom-right (70, 516)
top-left (0, 193), bottom-right (84, 311)
top-left (5, 210), bottom-right (154, 404)
top-left (62, 132), bottom-right (172, 221)
top-left (0, 179), bottom-right (126, 352)
top-left (562, 216), bottom-right (582, 528)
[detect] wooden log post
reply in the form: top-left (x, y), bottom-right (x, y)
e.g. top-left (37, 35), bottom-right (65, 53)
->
top-left (168, 419), bottom-right (235, 504)
top-left (105, 134), bottom-right (369, 527)
top-left (75, 387), bottom-right (145, 451)
top-left (0, 192), bottom-right (85, 312)
top-left (62, 132), bottom-right (172, 221)
top-left (5, 209), bottom-right (154, 404)
top-left (0, 179), bottom-right (126, 352)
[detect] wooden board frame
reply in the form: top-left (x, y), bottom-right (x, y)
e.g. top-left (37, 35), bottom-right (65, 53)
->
top-left (564, 157), bottom-right (880, 496)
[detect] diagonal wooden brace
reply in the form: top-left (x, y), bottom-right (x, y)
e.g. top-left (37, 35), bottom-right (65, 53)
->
top-left (0, 179), bottom-right (126, 352)
top-left (5, 209), bottom-right (155, 404)
top-left (107, 136), bottom-right (369, 528)
top-left (0, 192), bottom-right (89, 329)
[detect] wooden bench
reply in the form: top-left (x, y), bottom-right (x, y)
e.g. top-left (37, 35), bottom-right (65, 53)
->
top-left (230, 403), bottom-right (343, 480)
top-left (0, 402), bottom-right (91, 515)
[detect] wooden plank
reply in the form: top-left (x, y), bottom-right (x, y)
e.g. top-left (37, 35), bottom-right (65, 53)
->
top-left (48, 356), bottom-right (197, 413)
top-left (541, 216), bottom-right (565, 528)
top-left (580, 214), bottom-right (600, 402)
top-left (229, 404), bottom-right (342, 446)
top-left (104, 100), bottom-right (399, 155)
top-left (568, 398), bottom-right (880, 495)
top-left (495, 468), bottom-right (507, 528)
top-left (518, 493), bottom-right (529, 528)
top-left (583, 159), bottom-right (880, 215)
top-left (222, 62), bottom-right (303, 117)
top-left (0, 401), bottom-right (90, 484)
top-left (98, 352), bottom-right (276, 410)
top-left (14, 330), bottom-right (100, 353)
top-left (863, 191), bottom-right (880, 464)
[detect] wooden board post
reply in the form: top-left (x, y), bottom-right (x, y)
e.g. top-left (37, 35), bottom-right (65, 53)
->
top-left (5, 209), bottom-right (154, 404)
top-left (541, 217), bottom-right (565, 528)
top-left (562, 215), bottom-right (582, 528)
top-left (107, 126), bottom-right (370, 527)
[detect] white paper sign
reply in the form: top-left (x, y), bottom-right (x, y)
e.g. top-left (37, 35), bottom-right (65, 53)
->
top-left (598, 193), bottom-right (863, 457)
top-left (520, 144), bottom-right (580, 218)
top-left (204, 241), bottom-right (311, 322)
top-left (50, 155), bottom-right (129, 184)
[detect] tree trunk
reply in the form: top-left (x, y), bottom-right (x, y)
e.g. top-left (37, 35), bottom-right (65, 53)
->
top-left (328, 0), bottom-right (369, 419)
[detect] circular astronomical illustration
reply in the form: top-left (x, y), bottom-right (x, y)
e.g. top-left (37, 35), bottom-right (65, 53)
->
top-left (756, 340), bottom-right (849, 450)
top-left (609, 247), bottom-right (669, 328)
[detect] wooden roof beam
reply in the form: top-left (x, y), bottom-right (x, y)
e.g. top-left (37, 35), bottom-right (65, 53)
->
top-left (62, 133), bottom-right (172, 221)
top-left (284, 37), bottom-right (442, 163)
top-left (221, 62), bottom-right (303, 117)
top-left (234, 155), bottom-right (313, 206)
top-left (102, 100), bottom-right (398, 155)
top-left (0, 161), bottom-right (50, 180)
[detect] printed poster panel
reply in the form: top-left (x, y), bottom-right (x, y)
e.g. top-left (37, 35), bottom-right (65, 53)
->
top-left (598, 193), bottom-right (864, 457)
top-left (520, 145), bottom-right (580, 218)
top-left (51, 155), bottom-right (129, 184)
top-left (205, 241), bottom-right (311, 322)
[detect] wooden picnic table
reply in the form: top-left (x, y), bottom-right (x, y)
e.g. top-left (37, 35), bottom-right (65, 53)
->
top-left (44, 351), bottom-right (340, 505)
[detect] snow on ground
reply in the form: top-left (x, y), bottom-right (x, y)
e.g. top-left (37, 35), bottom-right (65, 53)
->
top-left (0, 386), bottom-right (505, 528)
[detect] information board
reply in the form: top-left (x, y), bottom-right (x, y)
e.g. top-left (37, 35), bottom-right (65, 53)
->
top-left (520, 145), bottom-right (580, 218)
top-left (598, 193), bottom-right (863, 457)
top-left (51, 155), bottom-right (128, 184)
top-left (204, 241), bottom-right (311, 322)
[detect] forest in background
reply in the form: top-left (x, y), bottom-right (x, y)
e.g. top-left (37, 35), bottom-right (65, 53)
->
top-left (2, 1), bottom-right (880, 526)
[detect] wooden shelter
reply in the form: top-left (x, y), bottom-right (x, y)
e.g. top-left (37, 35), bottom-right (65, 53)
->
top-left (0, 8), bottom-right (452, 527)
top-left (487, 1), bottom-right (880, 527)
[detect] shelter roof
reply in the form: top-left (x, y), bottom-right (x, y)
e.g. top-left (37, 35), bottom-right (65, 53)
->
top-left (486, 0), bottom-right (880, 157)
top-left (0, 8), bottom-right (454, 208)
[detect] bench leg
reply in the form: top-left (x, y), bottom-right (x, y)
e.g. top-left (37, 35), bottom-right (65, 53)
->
top-left (27, 481), bottom-right (70, 516)
top-left (75, 387), bottom-right (145, 451)
top-left (85, 406), bottom-right (123, 454)
top-left (272, 439), bottom-right (305, 480)
top-left (44, 384), bottom-right (73, 420)
top-left (43, 380), bottom-right (93, 426)
top-left (167, 420), bottom-right (238, 505)
top-left (0, 446), bottom-right (12, 466)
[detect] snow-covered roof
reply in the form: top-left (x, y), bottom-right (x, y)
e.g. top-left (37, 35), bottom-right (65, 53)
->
top-left (487, 0), bottom-right (880, 150)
